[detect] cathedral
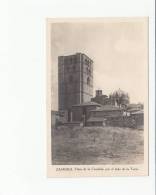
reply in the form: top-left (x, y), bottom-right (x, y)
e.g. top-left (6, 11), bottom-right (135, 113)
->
top-left (57, 53), bottom-right (143, 128)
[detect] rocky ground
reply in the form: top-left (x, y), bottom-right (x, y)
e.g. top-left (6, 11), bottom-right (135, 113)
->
top-left (52, 125), bottom-right (144, 165)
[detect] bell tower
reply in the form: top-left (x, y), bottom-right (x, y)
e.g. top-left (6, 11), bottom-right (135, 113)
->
top-left (58, 53), bottom-right (93, 118)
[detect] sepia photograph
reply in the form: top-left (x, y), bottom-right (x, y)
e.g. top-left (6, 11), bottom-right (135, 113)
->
top-left (3, 0), bottom-right (155, 193)
top-left (4, 0), bottom-right (155, 193)
top-left (47, 18), bottom-right (148, 177)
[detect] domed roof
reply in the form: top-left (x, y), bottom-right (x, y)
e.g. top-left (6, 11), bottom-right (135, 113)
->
top-left (112, 88), bottom-right (128, 97)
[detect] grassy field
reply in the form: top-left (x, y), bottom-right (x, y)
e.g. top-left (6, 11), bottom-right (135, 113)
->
top-left (52, 125), bottom-right (144, 165)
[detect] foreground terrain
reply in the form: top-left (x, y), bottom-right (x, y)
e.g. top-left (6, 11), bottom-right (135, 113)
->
top-left (52, 126), bottom-right (144, 165)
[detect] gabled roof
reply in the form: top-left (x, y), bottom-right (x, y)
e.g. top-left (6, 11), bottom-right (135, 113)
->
top-left (72, 101), bottom-right (101, 107)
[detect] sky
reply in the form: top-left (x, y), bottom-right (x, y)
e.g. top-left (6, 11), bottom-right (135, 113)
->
top-left (50, 18), bottom-right (148, 110)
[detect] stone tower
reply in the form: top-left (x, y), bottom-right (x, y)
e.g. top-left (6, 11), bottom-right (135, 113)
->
top-left (58, 53), bottom-right (93, 119)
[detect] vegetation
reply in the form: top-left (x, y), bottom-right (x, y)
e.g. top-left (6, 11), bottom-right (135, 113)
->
top-left (52, 125), bottom-right (143, 165)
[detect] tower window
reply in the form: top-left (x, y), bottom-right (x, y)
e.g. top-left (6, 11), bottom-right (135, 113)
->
top-left (85, 59), bottom-right (89, 65)
top-left (86, 67), bottom-right (88, 74)
top-left (87, 77), bottom-right (90, 85)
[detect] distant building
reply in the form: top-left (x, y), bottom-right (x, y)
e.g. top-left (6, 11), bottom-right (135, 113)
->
top-left (72, 101), bottom-right (101, 125)
top-left (86, 104), bottom-right (144, 128)
top-left (109, 89), bottom-right (130, 107)
top-left (86, 105), bottom-right (123, 126)
top-left (126, 103), bottom-right (143, 110)
top-left (89, 105), bottom-right (123, 118)
top-left (91, 90), bottom-right (110, 105)
top-left (58, 53), bottom-right (93, 121)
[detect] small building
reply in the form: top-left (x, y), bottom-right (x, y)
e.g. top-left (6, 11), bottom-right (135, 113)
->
top-left (89, 105), bottom-right (123, 118)
top-left (126, 103), bottom-right (143, 111)
top-left (91, 90), bottom-right (111, 105)
top-left (130, 110), bottom-right (144, 129)
top-left (71, 101), bottom-right (101, 125)
top-left (122, 102), bottom-right (143, 117)
top-left (86, 105), bottom-right (123, 127)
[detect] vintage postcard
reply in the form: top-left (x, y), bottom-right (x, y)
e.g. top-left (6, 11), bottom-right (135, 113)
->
top-left (47, 18), bottom-right (148, 177)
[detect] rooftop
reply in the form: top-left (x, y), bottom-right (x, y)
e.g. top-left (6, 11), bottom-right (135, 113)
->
top-left (72, 101), bottom-right (101, 107)
top-left (59, 53), bottom-right (93, 62)
top-left (131, 110), bottom-right (144, 115)
top-left (127, 108), bottom-right (141, 112)
top-left (111, 88), bottom-right (128, 97)
top-left (91, 105), bottom-right (123, 112)
top-left (127, 103), bottom-right (142, 108)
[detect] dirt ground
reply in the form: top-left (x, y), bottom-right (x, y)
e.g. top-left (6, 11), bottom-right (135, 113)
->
top-left (52, 125), bottom-right (144, 165)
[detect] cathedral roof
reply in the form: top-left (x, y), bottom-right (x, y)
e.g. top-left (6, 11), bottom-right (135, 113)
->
top-left (111, 88), bottom-right (129, 98)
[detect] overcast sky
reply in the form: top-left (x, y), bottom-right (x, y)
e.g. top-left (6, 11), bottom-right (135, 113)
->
top-left (50, 18), bottom-right (148, 110)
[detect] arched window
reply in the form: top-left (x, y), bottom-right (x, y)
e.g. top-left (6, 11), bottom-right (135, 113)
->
top-left (87, 77), bottom-right (90, 85)
top-left (85, 59), bottom-right (89, 65)
top-left (86, 67), bottom-right (88, 74)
